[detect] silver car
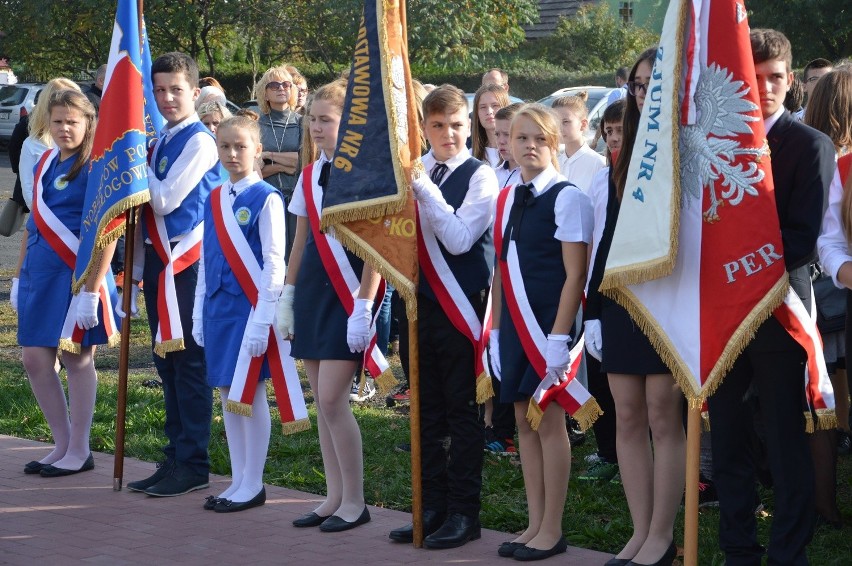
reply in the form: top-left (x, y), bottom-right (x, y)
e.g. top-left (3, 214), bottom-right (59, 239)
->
top-left (0, 83), bottom-right (43, 141)
top-left (538, 86), bottom-right (617, 151)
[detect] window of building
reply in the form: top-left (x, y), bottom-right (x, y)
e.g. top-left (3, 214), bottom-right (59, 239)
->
top-left (619, 2), bottom-right (634, 24)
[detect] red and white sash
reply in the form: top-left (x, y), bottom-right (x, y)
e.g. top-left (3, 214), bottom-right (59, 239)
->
top-left (774, 288), bottom-right (836, 431)
top-left (302, 163), bottom-right (394, 391)
top-left (495, 185), bottom-right (601, 431)
top-left (416, 204), bottom-right (494, 402)
top-left (31, 148), bottom-right (119, 353)
top-left (143, 203), bottom-right (203, 357)
top-left (210, 186), bottom-right (309, 433)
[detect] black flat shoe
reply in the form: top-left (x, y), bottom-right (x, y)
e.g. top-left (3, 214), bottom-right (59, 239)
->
top-left (203, 495), bottom-right (221, 511)
top-left (214, 487), bottom-right (266, 513)
top-left (389, 509), bottom-right (446, 543)
top-left (24, 461), bottom-right (46, 474)
top-left (39, 454), bottom-right (94, 478)
top-left (513, 537), bottom-right (568, 561)
top-left (627, 541), bottom-right (677, 566)
top-left (293, 511), bottom-right (331, 528)
top-left (498, 541), bottom-right (526, 558)
top-left (424, 513), bottom-right (481, 549)
top-left (319, 507), bottom-right (371, 532)
top-left (604, 559), bottom-right (631, 566)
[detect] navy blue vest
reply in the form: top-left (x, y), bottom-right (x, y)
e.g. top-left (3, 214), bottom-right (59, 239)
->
top-left (419, 158), bottom-right (494, 302)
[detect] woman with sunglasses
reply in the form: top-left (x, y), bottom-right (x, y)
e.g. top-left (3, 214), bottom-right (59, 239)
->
top-left (254, 66), bottom-right (303, 260)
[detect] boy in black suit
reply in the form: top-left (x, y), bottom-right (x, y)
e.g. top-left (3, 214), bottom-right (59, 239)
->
top-left (707, 29), bottom-right (836, 566)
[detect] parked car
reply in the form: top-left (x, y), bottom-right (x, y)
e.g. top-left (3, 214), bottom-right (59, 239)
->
top-left (538, 86), bottom-right (616, 151)
top-left (0, 83), bottom-right (43, 141)
top-left (465, 93), bottom-right (525, 114)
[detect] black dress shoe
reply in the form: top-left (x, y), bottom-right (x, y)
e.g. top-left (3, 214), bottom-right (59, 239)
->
top-left (626, 541), bottom-right (677, 566)
top-left (604, 559), bottom-right (631, 566)
top-left (39, 454), bottom-right (95, 477)
top-left (513, 537), bottom-right (568, 561)
top-left (127, 460), bottom-right (174, 492)
top-left (423, 512), bottom-right (481, 549)
top-left (389, 509), bottom-right (446, 543)
top-left (498, 541), bottom-right (526, 558)
top-left (203, 495), bottom-right (221, 511)
top-left (24, 461), bottom-right (46, 474)
top-left (214, 487), bottom-right (266, 513)
top-left (293, 511), bottom-right (331, 528)
top-left (144, 465), bottom-right (208, 497)
top-left (319, 507), bottom-right (371, 532)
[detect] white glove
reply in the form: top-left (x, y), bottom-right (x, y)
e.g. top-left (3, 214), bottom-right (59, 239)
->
top-left (584, 320), bottom-right (603, 362)
top-left (346, 298), bottom-right (373, 353)
top-left (191, 292), bottom-right (204, 347)
top-left (276, 284), bottom-right (295, 337)
top-left (545, 333), bottom-right (572, 383)
top-left (411, 174), bottom-right (440, 201)
top-left (488, 329), bottom-right (502, 381)
top-left (76, 286), bottom-right (100, 330)
top-left (116, 284), bottom-right (140, 318)
top-left (10, 277), bottom-right (18, 311)
top-left (242, 299), bottom-right (276, 357)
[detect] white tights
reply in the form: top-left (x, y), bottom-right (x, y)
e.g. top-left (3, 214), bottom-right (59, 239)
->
top-left (218, 385), bottom-right (271, 503)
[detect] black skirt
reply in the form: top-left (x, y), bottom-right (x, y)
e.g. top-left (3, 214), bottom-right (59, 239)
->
top-left (600, 297), bottom-right (669, 375)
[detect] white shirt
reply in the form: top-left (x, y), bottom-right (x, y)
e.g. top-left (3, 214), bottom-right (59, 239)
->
top-left (289, 151), bottom-right (331, 218)
top-left (20, 136), bottom-right (52, 208)
top-left (419, 147), bottom-right (498, 255)
top-left (496, 162), bottom-right (520, 189)
top-left (484, 146), bottom-right (501, 168)
top-left (558, 143), bottom-right (606, 194)
top-left (586, 167), bottom-right (610, 289)
top-left (817, 161), bottom-right (849, 287)
top-left (195, 172), bottom-right (287, 307)
top-left (520, 165), bottom-right (593, 244)
top-left (146, 114), bottom-right (218, 217)
top-left (606, 85), bottom-right (627, 107)
top-left (763, 105), bottom-right (785, 135)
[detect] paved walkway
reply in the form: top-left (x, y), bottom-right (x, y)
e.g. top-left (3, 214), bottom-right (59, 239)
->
top-left (0, 435), bottom-right (609, 565)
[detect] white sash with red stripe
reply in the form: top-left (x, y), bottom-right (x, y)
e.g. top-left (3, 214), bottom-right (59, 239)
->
top-left (416, 204), bottom-right (494, 402)
top-left (31, 149), bottom-right (119, 353)
top-left (302, 163), bottom-right (395, 392)
top-left (210, 186), bottom-right (309, 433)
top-left (774, 287), bottom-right (836, 431)
top-left (143, 204), bottom-right (203, 357)
top-left (495, 185), bottom-right (601, 431)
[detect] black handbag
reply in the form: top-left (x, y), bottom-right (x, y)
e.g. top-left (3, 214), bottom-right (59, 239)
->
top-left (812, 273), bottom-right (847, 334)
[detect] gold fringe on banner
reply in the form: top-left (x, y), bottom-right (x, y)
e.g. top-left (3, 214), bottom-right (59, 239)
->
top-left (811, 408), bottom-right (837, 432)
top-left (225, 400), bottom-right (253, 417)
top-left (282, 418), bottom-right (312, 435)
top-left (701, 411), bottom-right (711, 432)
top-left (373, 367), bottom-right (398, 396)
top-left (526, 400), bottom-right (544, 431)
top-left (58, 338), bottom-right (81, 355)
top-left (572, 399), bottom-right (604, 433)
top-left (154, 338), bottom-right (185, 358)
top-left (475, 373), bottom-right (494, 404)
top-left (107, 332), bottom-right (122, 349)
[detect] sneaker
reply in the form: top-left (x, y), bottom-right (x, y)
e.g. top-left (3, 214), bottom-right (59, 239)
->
top-left (395, 443), bottom-right (411, 453)
top-left (566, 416), bottom-right (586, 446)
top-left (584, 452), bottom-right (603, 465)
top-left (144, 465), bottom-right (209, 497)
top-left (385, 387), bottom-right (410, 407)
top-left (350, 379), bottom-right (376, 402)
top-left (485, 436), bottom-right (517, 456)
top-left (576, 459), bottom-right (619, 482)
top-left (126, 460), bottom-right (174, 492)
top-left (698, 476), bottom-right (719, 508)
top-left (610, 471), bottom-right (622, 485)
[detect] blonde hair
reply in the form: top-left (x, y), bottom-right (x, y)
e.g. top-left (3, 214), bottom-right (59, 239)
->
top-left (551, 91), bottom-right (590, 120)
top-left (254, 66), bottom-right (295, 114)
top-left (301, 79), bottom-right (347, 165)
top-left (471, 83), bottom-right (510, 161)
top-left (29, 78), bottom-right (81, 145)
top-left (510, 103), bottom-right (560, 169)
top-left (47, 89), bottom-right (97, 181)
top-left (217, 114), bottom-right (261, 144)
top-left (197, 100), bottom-right (232, 122)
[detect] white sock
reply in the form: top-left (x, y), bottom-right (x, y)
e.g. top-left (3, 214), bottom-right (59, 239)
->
top-left (22, 347), bottom-right (70, 464)
top-left (51, 348), bottom-right (97, 469)
top-left (218, 387), bottom-right (245, 500)
top-left (229, 386), bottom-right (270, 503)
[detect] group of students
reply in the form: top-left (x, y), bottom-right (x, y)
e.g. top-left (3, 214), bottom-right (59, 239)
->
top-left (9, 25), bottom-right (850, 566)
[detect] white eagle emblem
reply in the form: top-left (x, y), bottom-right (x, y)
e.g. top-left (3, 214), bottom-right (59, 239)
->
top-left (679, 63), bottom-right (768, 222)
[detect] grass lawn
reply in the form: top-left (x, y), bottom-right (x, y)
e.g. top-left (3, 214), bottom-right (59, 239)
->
top-left (0, 272), bottom-right (849, 564)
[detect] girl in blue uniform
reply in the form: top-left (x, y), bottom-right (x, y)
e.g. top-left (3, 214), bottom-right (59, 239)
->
top-left (490, 104), bottom-right (593, 560)
top-left (278, 79), bottom-right (377, 532)
top-left (16, 89), bottom-right (113, 477)
top-left (192, 114), bottom-right (286, 513)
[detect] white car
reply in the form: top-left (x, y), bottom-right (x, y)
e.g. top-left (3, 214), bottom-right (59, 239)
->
top-left (538, 86), bottom-right (617, 151)
top-left (0, 83), bottom-right (43, 141)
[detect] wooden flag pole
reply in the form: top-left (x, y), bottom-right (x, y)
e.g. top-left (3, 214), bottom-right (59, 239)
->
top-left (408, 317), bottom-right (423, 547)
top-left (113, 209), bottom-right (137, 490)
top-left (683, 404), bottom-right (702, 565)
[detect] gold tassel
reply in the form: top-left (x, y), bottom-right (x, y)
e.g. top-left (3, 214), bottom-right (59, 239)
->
top-left (804, 412), bottom-right (815, 434)
top-left (373, 368), bottom-right (398, 396)
top-left (281, 418), bottom-right (311, 435)
top-left (701, 411), bottom-right (711, 432)
top-left (154, 338), bottom-right (185, 358)
top-left (58, 338), bottom-right (81, 355)
top-left (107, 332), bottom-right (122, 349)
top-left (571, 399), bottom-right (604, 432)
top-left (475, 374), bottom-right (494, 404)
top-left (812, 409), bottom-right (837, 432)
top-left (226, 400), bottom-right (253, 417)
top-left (526, 399), bottom-right (544, 431)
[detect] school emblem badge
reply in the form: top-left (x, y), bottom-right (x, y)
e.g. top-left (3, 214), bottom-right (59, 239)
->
top-left (235, 207), bottom-right (251, 225)
top-left (53, 175), bottom-right (69, 191)
top-left (158, 156), bottom-right (168, 174)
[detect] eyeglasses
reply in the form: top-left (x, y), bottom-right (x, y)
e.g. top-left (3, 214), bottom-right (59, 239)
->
top-left (627, 81), bottom-right (649, 96)
top-left (298, 87), bottom-right (308, 95)
top-left (266, 81), bottom-right (292, 90)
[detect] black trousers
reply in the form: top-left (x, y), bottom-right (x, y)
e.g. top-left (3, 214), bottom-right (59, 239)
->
top-left (707, 317), bottom-right (814, 566)
top-left (401, 292), bottom-right (485, 517)
top-left (143, 245), bottom-right (212, 476)
top-left (587, 355), bottom-right (618, 463)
